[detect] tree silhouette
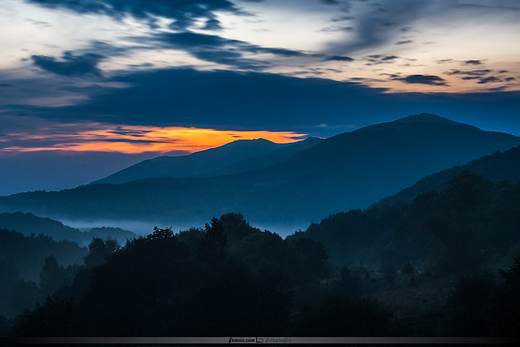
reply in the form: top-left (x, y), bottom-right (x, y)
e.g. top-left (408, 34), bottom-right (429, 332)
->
top-left (84, 237), bottom-right (120, 268)
top-left (197, 217), bottom-right (227, 271)
top-left (219, 212), bottom-right (260, 247)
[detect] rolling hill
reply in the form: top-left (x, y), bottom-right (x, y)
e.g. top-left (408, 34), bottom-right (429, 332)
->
top-left (1, 114), bottom-right (519, 226)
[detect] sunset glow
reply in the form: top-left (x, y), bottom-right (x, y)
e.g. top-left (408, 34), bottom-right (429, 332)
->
top-left (1, 124), bottom-right (306, 154)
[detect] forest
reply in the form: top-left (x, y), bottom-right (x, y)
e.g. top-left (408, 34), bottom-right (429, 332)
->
top-left (0, 171), bottom-right (519, 339)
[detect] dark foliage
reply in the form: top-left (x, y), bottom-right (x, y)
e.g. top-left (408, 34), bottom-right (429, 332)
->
top-left (83, 237), bottom-right (120, 268)
top-left (439, 267), bottom-right (520, 337)
top-left (197, 218), bottom-right (227, 272)
top-left (12, 222), bottom-right (295, 337)
top-left (301, 203), bottom-right (408, 265)
top-left (82, 227), bottom-right (192, 336)
top-left (393, 172), bottom-right (520, 275)
top-left (12, 295), bottom-right (80, 337)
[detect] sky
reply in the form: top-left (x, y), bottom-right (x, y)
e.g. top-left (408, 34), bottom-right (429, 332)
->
top-left (0, 0), bottom-right (519, 196)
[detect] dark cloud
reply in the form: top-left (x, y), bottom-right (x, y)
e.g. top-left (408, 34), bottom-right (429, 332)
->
top-left (318, 26), bottom-right (354, 33)
top-left (201, 17), bottom-right (221, 30)
top-left (0, 84), bottom-right (15, 87)
top-left (366, 55), bottom-right (398, 65)
top-left (505, 77), bottom-right (516, 82)
top-left (324, 56), bottom-right (354, 62)
top-left (31, 52), bottom-right (104, 77)
top-left (445, 69), bottom-right (491, 76)
top-left (27, 0), bottom-right (244, 31)
top-left (396, 40), bottom-right (412, 45)
top-left (436, 59), bottom-right (454, 64)
top-left (463, 60), bottom-right (482, 65)
top-left (5, 68), bottom-right (389, 133)
top-left (320, 0), bottom-right (351, 12)
top-left (193, 50), bottom-right (268, 70)
top-left (395, 74), bottom-right (448, 86)
top-left (446, 69), bottom-right (507, 86)
top-left (330, 15), bottom-right (355, 22)
top-left (486, 86), bottom-right (509, 92)
top-left (478, 76), bottom-right (502, 84)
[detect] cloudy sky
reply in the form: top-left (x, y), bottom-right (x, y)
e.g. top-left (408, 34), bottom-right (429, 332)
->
top-left (0, 0), bottom-right (519, 195)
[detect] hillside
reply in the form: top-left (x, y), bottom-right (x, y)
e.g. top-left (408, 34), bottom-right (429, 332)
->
top-left (1, 114), bottom-right (519, 226)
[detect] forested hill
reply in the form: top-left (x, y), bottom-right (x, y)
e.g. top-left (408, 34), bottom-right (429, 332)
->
top-left (378, 144), bottom-right (520, 206)
top-left (1, 114), bottom-right (519, 226)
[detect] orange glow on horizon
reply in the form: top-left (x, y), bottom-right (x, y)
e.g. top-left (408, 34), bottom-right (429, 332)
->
top-left (1, 125), bottom-right (307, 154)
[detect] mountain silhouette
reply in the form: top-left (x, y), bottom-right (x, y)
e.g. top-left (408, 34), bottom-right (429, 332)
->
top-left (1, 114), bottom-right (519, 226)
top-left (90, 138), bottom-right (321, 185)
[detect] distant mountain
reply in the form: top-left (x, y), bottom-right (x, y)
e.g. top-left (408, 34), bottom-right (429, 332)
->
top-left (0, 212), bottom-right (137, 246)
top-left (90, 138), bottom-right (321, 185)
top-left (1, 114), bottom-right (519, 226)
top-left (378, 144), bottom-right (520, 206)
